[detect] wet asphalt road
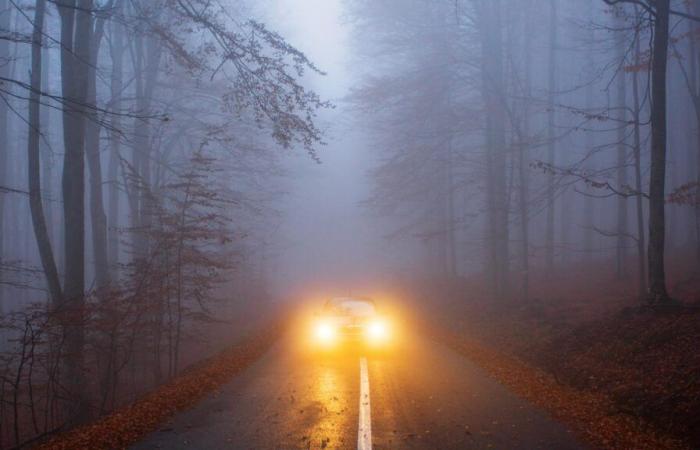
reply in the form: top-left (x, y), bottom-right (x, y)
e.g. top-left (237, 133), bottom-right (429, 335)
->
top-left (132, 333), bottom-right (586, 449)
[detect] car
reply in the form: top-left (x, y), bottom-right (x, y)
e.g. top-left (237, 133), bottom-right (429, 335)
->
top-left (312, 297), bottom-right (391, 348)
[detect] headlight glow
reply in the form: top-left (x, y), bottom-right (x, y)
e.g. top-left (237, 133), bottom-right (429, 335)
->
top-left (367, 320), bottom-right (389, 341)
top-left (315, 321), bottom-right (336, 343)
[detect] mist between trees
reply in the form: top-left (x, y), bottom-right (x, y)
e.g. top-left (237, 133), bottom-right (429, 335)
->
top-left (347, 0), bottom-right (698, 302)
top-left (0, 0), bottom-right (330, 446)
top-left (0, 0), bottom-right (699, 447)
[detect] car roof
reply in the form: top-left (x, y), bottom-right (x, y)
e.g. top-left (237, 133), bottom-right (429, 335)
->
top-left (325, 296), bottom-right (375, 306)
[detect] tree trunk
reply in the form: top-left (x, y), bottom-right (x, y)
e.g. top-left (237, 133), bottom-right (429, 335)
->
top-left (686, 1), bottom-right (700, 266)
top-left (107, 12), bottom-right (125, 276)
top-left (518, 0), bottom-right (534, 300)
top-left (479, 0), bottom-right (509, 300)
top-left (40, 37), bottom-right (55, 250)
top-left (173, 185), bottom-right (192, 376)
top-left (0, 0), bottom-right (10, 307)
top-left (584, 0), bottom-right (596, 263)
top-left (28, 0), bottom-right (62, 304)
top-left (696, 45), bottom-right (700, 267)
top-left (446, 137), bottom-right (457, 278)
top-left (615, 11), bottom-right (628, 279)
top-left (632, 27), bottom-right (647, 299)
top-left (130, 33), bottom-right (161, 259)
top-left (647, 0), bottom-right (671, 303)
top-left (545, 0), bottom-right (557, 272)
top-left (57, 0), bottom-right (92, 421)
top-left (85, 12), bottom-right (111, 292)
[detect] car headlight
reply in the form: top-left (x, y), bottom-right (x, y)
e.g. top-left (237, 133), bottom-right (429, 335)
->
top-left (315, 321), bottom-right (336, 342)
top-left (366, 320), bottom-right (389, 341)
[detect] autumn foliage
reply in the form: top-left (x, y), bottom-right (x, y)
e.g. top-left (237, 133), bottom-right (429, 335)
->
top-left (404, 258), bottom-right (700, 450)
top-left (0, 151), bottom-right (244, 448)
top-left (34, 322), bottom-right (284, 450)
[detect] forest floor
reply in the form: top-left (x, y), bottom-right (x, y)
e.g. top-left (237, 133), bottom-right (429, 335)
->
top-left (417, 257), bottom-right (700, 449)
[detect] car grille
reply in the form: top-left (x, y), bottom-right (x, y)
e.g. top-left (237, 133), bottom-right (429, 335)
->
top-left (339, 324), bottom-right (366, 337)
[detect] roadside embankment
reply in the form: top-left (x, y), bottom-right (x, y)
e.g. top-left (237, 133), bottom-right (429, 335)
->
top-left (33, 319), bottom-right (286, 450)
top-left (405, 265), bottom-right (700, 450)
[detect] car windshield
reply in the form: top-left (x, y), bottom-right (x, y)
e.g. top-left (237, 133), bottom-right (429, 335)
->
top-left (324, 298), bottom-right (376, 316)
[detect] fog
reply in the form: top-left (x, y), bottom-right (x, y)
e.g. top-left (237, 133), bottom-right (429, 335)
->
top-left (1, 0), bottom-right (699, 447)
top-left (268, 0), bottom-right (700, 299)
top-left (259, 0), bottom-right (412, 296)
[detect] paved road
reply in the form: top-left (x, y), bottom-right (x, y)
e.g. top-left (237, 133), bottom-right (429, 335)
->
top-left (132, 332), bottom-right (585, 449)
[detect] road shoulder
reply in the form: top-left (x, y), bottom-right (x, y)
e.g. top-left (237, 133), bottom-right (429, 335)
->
top-left (423, 321), bottom-right (688, 450)
top-left (34, 323), bottom-right (284, 450)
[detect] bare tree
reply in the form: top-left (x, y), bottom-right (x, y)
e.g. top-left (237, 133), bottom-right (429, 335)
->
top-left (0, 0), bottom-right (10, 306)
top-left (602, 0), bottom-right (700, 303)
top-left (545, 0), bottom-right (558, 272)
top-left (516, 0), bottom-right (534, 300)
top-left (85, 1), bottom-right (115, 293)
top-left (644, 0), bottom-right (670, 303)
top-left (476, 0), bottom-right (509, 300)
top-left (614, 7), bottom-right (629, 279)
top-left (57, 0), bottom-right (92, 420)
top-left (27, 0), bottom-right (59, 304)
top-left (630, 10), bottom-right (647, 298)
top-left (674, 0), bottom-right (700, 265)
top-left (107, 3), bottom-right (125, 276)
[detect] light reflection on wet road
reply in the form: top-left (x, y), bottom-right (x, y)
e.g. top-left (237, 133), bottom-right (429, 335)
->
top-left (132, 334), bottom-right (586, 449)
